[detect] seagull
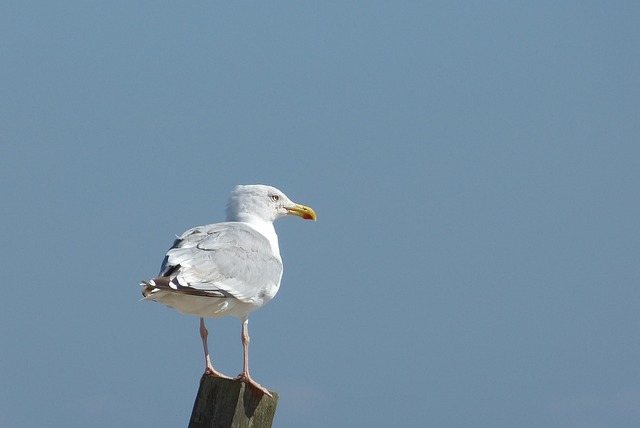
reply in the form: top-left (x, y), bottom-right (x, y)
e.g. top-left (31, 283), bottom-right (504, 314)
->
top-left (140, 184), bottom-right (316, 396)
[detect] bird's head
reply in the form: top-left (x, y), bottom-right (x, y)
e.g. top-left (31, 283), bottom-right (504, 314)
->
top-left (226, 184), bottom-right (317, 223)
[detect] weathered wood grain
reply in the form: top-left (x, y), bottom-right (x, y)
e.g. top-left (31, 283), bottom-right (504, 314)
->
top-left (188, 375), bottom-right (279, 428)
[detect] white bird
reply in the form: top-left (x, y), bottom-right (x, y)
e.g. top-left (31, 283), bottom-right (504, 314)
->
top-left (141, 184), bottom-right (316, 396)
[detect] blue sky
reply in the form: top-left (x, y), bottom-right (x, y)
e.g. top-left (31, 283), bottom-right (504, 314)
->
top-left (1, 1), bottom-right (639, 427)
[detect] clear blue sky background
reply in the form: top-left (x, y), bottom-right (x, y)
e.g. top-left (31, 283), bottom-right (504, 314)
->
top-left (1, 1), bottom-right (639, 427)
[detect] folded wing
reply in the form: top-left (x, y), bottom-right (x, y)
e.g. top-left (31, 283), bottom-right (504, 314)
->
top-left (149, 222), bottom-right (283, 304)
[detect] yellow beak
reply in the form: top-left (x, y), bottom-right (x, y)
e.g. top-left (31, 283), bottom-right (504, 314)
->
top-left (286, 203), bottom-right (317, 221)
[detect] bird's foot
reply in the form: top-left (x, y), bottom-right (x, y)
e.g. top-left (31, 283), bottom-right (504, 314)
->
top-left (236, 373), bottom-right (273, 397)
top-left (204, 366), bottom-right (233, 379)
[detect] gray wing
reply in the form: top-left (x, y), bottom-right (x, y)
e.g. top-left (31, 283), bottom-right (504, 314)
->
top-left (155, 222), bottom-right (283, 303)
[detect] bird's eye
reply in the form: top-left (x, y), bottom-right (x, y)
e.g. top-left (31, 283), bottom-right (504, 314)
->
top-left (271, 194), bottom-right (280, 202)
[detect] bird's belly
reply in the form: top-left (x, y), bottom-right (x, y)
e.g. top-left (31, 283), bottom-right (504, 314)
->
top-left (146, 291), bottom-right (261, 319)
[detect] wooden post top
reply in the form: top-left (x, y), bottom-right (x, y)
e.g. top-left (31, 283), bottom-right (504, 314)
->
top-left (188, 375), bottom-right (279, 428)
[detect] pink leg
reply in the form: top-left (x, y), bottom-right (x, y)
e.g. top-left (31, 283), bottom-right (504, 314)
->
top-left (199, 318), bottom-right (231, 378)
top-left (236, 317), bottom-right (272, 397)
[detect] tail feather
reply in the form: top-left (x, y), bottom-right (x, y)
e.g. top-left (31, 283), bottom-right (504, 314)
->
top-left (139, 279), bottom-right (163, 298)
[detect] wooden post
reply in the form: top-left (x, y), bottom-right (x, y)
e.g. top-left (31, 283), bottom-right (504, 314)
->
top-left (188, 375), bottom-right (279, 428)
